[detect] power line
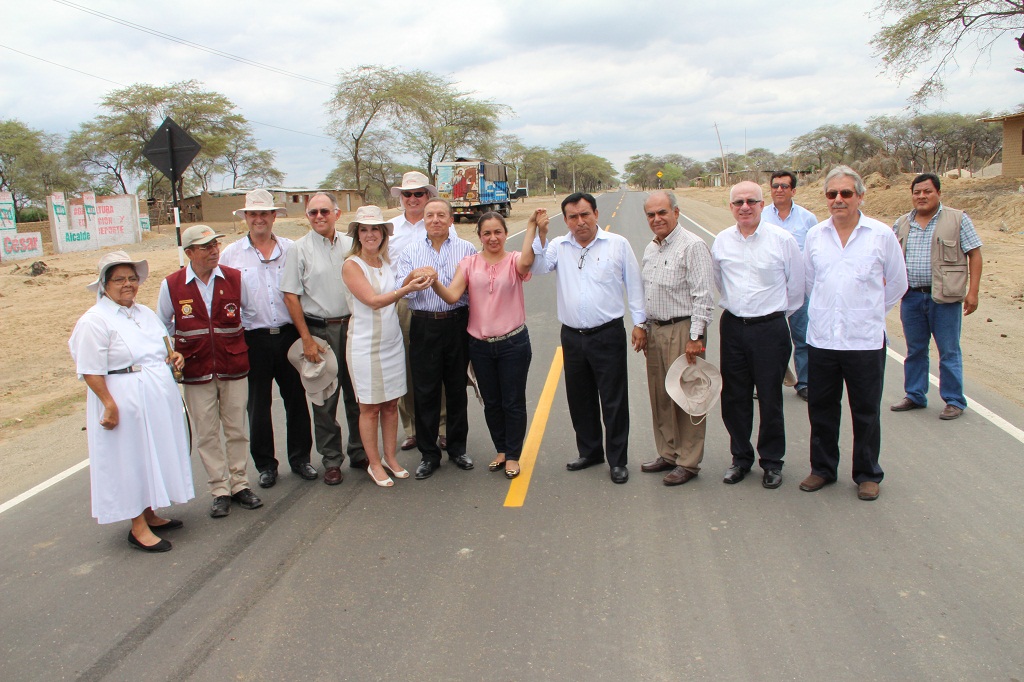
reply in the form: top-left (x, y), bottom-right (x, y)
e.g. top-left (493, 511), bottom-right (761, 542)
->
top-left (53, 0), bottom-right (334, 88)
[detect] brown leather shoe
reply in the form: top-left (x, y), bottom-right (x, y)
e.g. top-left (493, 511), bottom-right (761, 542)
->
top-left (939, 404), bottom-right (964, 420)
top-left (641, 457), bottom-right (676, 473)
top-left (663, 466), bottom-right (697, 486)
top-left (324, 466), bottom-right (344, 485)
top-left (438, 435), bottom-right (448, 450)
top-left (401, 436), bottom-right (417, 451)
top-left (890, 397), bottom-right (925, 412)
top-left (799, 473), bottom-right (834, 492)
top-left (857, 481), bottom-right (880, 500)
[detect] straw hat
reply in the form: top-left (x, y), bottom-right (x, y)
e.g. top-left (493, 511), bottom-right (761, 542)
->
top-left (181, 224), bottom-right (225, 248)
top-left (665, 356), bottom-right (723, 416)
top-left (390, 171), bottom-right (437, 199)
top-left (287, 337), bottom-right (339, 406)
top-left (347, 205), bottom-right (394, 236)
top-left (232, 188), bottom-right (286, 217)
top-left (87, 250), bottom-right (149, 293)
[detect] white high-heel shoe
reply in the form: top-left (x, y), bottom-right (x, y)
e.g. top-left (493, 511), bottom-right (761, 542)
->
top-left (368, 465), bottom-right (394, 487)
top-left (381, 458), bottom-right (410, 479)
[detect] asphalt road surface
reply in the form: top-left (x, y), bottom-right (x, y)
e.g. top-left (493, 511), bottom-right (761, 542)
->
top-left (2, 189), bottom-right (1023, 681)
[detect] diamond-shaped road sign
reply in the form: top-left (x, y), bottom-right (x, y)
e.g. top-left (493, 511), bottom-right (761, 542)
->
top-left (143, 117), bottom-right (201, 183)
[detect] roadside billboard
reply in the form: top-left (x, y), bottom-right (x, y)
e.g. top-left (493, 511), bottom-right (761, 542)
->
top-left (0, 191), bottom-right (15, 232)
top-left (49, 192), bottom-right (97, 253)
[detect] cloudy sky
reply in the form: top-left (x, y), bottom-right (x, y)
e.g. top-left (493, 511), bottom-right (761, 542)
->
top-left (4, 0), bottom-right (1021, 189)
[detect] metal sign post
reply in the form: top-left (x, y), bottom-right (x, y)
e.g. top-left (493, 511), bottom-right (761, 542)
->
top-left (143, 118), bottom-right (201, 268)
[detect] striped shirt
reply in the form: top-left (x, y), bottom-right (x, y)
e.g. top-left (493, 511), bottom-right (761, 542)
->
top-left (641, 224), bottom-right (714, 336)
top-left (395, 232), bottom-right (475, 312)
top-left (219, 234), bottom-right (294, 330)
top-left (894, 204), bottom-right (982, 288)
top-left (761, 201), bottom-right (818, 251)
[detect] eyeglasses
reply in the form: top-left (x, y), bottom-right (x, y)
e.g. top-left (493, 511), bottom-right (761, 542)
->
top-left (401, 190), bottom-right (427, 198)
top-left (191, 241), bottom-right (219, 252)
top-left (825, 189), bottom-right (856, 200)
top-left (578, 247), bottom-right (590, 269)
top-left (770, 183), bottom-right (792, 190)
top-left (108, 276), bottom-right (139, 285)
top-left (306, 208), bottom-right (334, 217)
top-left (730, 198), bottom-right (762, 207)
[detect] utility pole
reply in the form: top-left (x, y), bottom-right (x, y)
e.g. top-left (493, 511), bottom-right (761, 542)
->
top-left (714, 122), bottom-right (728, 186)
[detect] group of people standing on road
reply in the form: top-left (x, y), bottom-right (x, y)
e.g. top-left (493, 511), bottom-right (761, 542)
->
top-left (68, 165), bottom-right (982, 553)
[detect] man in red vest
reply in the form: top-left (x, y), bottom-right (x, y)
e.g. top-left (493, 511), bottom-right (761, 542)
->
top-left (157, 224), bottom-right (263, 518)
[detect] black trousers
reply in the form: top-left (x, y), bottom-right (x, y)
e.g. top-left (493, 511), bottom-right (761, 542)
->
top-left (244, 324), bottom-right (312, 473)
top-left (410, 312), bottom-right (470, 464)
top-left (719, 311), bottom-right (791, 470)
top-left (560, 319), bottom-right (630, 468)
top-left (807, 345), bottom-right (886, 484)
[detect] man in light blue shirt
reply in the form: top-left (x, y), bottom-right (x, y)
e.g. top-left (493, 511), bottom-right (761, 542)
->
top-left (534, 192), bottom-right (646, 484)
top-left (760, 171), bottom-right (818, 401)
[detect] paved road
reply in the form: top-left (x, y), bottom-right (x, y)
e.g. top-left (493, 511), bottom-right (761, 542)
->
top-left (2, 190), bottom-right (1023, 681)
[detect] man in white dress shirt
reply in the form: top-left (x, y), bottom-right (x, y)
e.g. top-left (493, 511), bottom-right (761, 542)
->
top-left (711, 181), bottom-right (804, 490)
top-left (219, 189), bottom-right (315, 488)
top-left (534, 192), bottom-right (647, 484)
top-left (799, 166), bottom-right (908, 501)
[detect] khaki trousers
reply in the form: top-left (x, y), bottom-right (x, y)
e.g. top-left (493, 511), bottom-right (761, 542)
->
top-left (645, 319), bottom-right (706, 473)
top-left (184, 377), bottom-right (250, 497)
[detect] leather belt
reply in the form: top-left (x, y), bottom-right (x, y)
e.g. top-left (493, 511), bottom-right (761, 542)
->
top-left (484, 324), bottom-right (525, 343)
top-left (108, 365), bottom-right (141, 375)
top-left (908, 286), bottom-right (932, 293)
top-left (649, 316), bottom-right (691, 327)
top-left (726, 310), bottom-right (784, 325)
top-left (411, 308), bottom-right (467, 320)
top-left (246, 324), bottom-right (293, 336)
top-left (564, 317), bottom-right (622, 335)
top-left (304, 315), bottom-right (351, 327)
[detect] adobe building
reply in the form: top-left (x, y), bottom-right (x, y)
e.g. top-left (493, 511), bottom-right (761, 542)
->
top-left (979, 112), bottom-right (1023, 177)
top-left (179, 187), bottom-right (363, 223)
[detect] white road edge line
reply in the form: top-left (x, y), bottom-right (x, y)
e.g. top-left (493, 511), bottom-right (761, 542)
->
top-left (681, 211), bottom-right (1024, 447)
top-left (0, 459), bottom-right (89, 516)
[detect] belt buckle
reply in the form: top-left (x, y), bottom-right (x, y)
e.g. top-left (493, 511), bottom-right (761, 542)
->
top-left (269, 327), bottom-right (280, 335)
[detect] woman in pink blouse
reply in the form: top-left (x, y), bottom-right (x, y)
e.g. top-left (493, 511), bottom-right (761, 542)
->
top-left (432, 209), bottom-right (548, 478)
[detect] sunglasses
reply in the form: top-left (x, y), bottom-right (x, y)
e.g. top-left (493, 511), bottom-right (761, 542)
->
top-left (306, 208), bottom-right (334, 217)
top-left (730, 198), bottom-right (762, 207)
top-left (770, 183), bottom-right (792, 190)
top-left (401, 190), bottom-right (427, 198)
top-left (825, 189), bottom-right (856, 200)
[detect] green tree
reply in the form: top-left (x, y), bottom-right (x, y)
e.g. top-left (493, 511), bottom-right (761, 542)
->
top-left (872, 0), bottom-right (1024, 104)
top-left (0, 120), bottom-right (79, 211)
top-left (221, 136), bottom-right (284, 188)
top-left (401, 90), bottom-right (509, 176)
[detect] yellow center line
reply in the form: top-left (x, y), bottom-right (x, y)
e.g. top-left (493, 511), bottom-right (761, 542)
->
top-left (504, 347), bottom-right (563, 507)
top-left (611, 211), bottom-right (616, 217)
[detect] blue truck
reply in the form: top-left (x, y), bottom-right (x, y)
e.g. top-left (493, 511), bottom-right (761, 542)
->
top-left (435, 158), bottom-right (511, 221)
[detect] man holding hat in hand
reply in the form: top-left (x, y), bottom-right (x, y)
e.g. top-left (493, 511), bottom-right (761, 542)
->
top-left (219, 189), bottom-right (315, 488)
top-left (157, 224), bottom-right (262, 518)
top-left (639, 190), bottom-right (715, 486)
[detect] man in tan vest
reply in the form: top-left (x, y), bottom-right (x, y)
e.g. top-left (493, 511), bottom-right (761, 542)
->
top-left (890, 173), bottom-right (983, 421)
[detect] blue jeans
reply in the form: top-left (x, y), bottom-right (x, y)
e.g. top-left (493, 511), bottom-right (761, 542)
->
top-left (900, 290), bottom-right (965, 409)
top-left (788, 297), bottom-right (810, 391)
top-left (468, 328), bottom-right (532, 461)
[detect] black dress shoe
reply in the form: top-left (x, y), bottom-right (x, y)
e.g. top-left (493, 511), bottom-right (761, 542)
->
top-left (566, 457), bottom-right (602, 471)
top-left (349, 456), bottom-right (370, 470)
top-left (723, 465), bottom-right (750, 484)
top-left (762, 468), bottom-right (783, 489)
top-left (450, 453), bottom-right (474, 470)
top-left (258, 469), bottom-right (277, 488)
top-left (210, 495), bottom-right (231, 518)
top-left (292, 463), bottom-right (318, 480)
top-left (147, 518), bottom-right (183, 532)
top-left (128, 531), bottom-right (172, 553)
top-left (231, 488), bottom-right (263, 510)
top-left (415, 460), bottom-right (440, 480)
top-left (610, 466), bottom-right (629, 484)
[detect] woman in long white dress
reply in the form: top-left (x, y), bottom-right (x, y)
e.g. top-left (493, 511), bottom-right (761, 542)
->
top-left (341, 206), bottom-right (432, 488)
top-left (69, 251), bottom-right (194, 552)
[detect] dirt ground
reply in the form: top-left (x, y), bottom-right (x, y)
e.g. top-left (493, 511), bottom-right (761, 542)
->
top-left (0, 179), bottom-right (1020, 500)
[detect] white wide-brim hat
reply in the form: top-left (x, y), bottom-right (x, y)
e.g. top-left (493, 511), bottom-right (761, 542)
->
top-left (347, 205), bottom-right (394, 237)
top-left (665, 356), bottom-right (723, 416)
top-left (287, 337), bottom-right (339, 406)
top-left (87, 250), bottom-right (149, 293)
top-left (233, 188), bottom-right (287, 217)
top-left (390, 171), bottom-right (438, 198)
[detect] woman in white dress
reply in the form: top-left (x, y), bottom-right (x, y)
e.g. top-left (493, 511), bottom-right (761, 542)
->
top-left (341, 206), bottom-right (433, 488)
top-left (69, 251), bottom-right (194, 552)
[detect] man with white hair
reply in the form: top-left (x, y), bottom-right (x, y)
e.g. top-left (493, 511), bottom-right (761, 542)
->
top-left (711, 181), bottom-right (804, 490)
top-left (220, 189), bottom-right (315, 488)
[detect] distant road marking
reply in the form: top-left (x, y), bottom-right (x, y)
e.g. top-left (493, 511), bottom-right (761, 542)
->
top-left (679, 213), bottom-right (717, 240)
top-left (0, 459), bottom-right (89, 516)
top-left (505, 347), bottom-right (564, 507)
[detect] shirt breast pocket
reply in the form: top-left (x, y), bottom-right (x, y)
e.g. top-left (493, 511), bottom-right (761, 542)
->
top-left (655, 257), bottom-right (684, 287)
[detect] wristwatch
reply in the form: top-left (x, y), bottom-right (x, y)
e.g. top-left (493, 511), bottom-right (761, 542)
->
top-left (690, 331), bottom-right (703, 341)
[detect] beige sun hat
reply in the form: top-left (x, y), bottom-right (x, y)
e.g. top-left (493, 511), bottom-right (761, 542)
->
top-left (232, 188), bottom-right (287, 217)
top-left (665, 356), bottom-right (723, 417)
top-left (287, 336), bottom-right (339, 406)
top-left (390, 171), bottom-right (438, 199)
top-left (181, 224), bottom-right (225, 248)
top-left (87, 250), bottom-right (149, 293)
top-left (347, 205), bottom-right (394, 236)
